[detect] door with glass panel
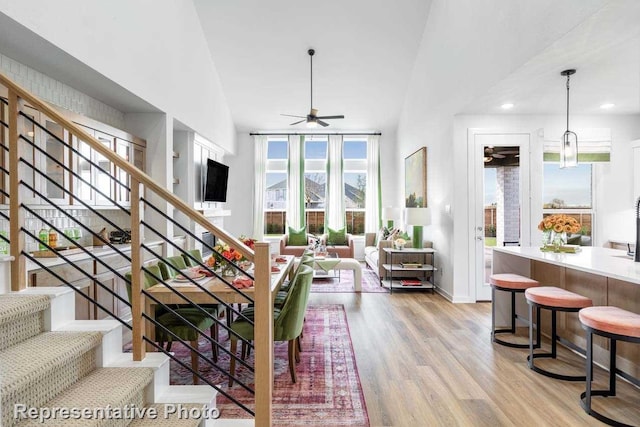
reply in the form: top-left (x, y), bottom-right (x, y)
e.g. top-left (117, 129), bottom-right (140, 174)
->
top-left (470, 131), bottom-right (530, 301)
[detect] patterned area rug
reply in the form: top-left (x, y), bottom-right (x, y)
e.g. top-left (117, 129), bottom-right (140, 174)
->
top-left (168, 305), bottom-right (370, 426)
top-left (311, 264), bottom-right (388, 293)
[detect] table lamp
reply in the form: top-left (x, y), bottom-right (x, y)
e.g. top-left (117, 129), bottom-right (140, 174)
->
top-left (404, 208), bottom-right (431, 249)
top-left (382, 207), bottom-right (401, 229)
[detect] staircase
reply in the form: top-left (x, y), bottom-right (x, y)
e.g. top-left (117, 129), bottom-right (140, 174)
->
top-left (0, 70), bottom-right (273, 425)
top-left (0, 287), bottom-right (238, 426)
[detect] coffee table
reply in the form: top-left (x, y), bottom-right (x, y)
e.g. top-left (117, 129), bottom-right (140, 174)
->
top-left (302, 256), bottom-right (362, 292)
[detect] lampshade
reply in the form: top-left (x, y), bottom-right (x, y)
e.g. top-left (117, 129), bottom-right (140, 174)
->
top-left (404, 208), bottom-right (431, 226)
top-left (382, 207), bottom-right (401, 220)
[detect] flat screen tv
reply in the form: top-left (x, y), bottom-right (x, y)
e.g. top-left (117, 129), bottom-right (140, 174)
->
top-left (203, 159), bottom-right (229, 202)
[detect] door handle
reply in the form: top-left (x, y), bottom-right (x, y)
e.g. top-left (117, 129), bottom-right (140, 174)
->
top-left (476, 236), bottom-right (483, 241)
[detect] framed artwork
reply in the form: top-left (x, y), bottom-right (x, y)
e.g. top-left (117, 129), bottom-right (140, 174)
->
top-left (405, 147), bottom-right (427, 207)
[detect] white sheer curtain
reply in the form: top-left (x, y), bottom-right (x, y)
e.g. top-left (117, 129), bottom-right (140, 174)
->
top-left (252, 135), bottom-right (267, 240)
top-left (287, 135), bottom-right (305, 229)
top-left (325, 134), bottom-right (345, 230)
top-left (365, 135), bottom-right (381, 232)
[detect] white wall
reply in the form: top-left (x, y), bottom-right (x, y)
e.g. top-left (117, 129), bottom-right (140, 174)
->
top-left (0, 53), bottom-right (125, 128)
top-left (0, 0), bottom-right (236, 153)
top-left (395, 0), bottom-right (607, 302)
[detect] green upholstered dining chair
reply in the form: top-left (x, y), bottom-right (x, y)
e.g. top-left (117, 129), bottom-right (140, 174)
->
top-left (228, 265), bottom-right (314, 386)
top-left (274, 254), bottom-right (315, 307)
top-left (158, 255), bottom-right (188, 279)
top-left (182, 249), bottom-right (204, 267)
top-left (125, 264), bottom-right (218, 384)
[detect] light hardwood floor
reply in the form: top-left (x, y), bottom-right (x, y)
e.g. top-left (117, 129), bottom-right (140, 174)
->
top-left (309, 287), bottom-right (640, 427)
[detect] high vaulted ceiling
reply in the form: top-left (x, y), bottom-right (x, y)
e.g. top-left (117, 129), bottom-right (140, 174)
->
top-left (193, 0), bottom-right (433, 132)
top-left (194, 0), bottom-right (640, 133)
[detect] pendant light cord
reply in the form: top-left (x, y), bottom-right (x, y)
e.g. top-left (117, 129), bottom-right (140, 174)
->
top-left (566, 73), bottom-right (571, 132)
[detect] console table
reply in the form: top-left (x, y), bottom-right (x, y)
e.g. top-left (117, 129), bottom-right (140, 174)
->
top-left (382, 247), bottom-right (436, 294)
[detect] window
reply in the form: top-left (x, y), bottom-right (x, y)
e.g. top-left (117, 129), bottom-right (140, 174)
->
top-left (304, 138), bottom-right (327, 234)
top-left (543, 163), bottom-right (593, 244)
top-left (264, 138), bottom-right (288, 235)
top-left (343, 139), bottom-right (367, 235)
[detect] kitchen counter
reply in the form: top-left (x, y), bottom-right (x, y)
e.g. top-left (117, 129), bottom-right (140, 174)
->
top-left (493, 246), bottom-right (640, 284)
top-left (492, 246), bottom-right (640, 380)
top-left (25, 241), bottom-right (164, 271)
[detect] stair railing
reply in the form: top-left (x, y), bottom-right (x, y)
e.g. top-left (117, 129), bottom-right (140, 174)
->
top-left (0, 72), bottom-right (275, 425)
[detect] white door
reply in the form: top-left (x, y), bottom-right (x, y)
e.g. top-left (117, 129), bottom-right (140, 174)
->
top-left (469, 131), bottom-right (531, 301)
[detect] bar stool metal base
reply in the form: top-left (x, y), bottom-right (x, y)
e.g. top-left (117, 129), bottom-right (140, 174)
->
top-left (527, 301), bottom-right (586, 382)
top-left (492, 285), bottom-right (539, 349)
top-left (580, 326), bottom-right (640, 427)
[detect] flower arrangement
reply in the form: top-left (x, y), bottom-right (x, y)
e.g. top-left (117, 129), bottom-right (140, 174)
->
top-left (538, 214), bottom-right (581, 234)
top-left (205, 236), bottom-right (257, 274)
top-left (394, 237), bottom-right (407, 250)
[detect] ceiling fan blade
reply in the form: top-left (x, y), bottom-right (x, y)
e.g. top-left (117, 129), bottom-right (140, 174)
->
top-left (290, 119), bottom-right (306, 125)
top-left (317, 120), bottom-right (330, 127)
top-left (281, 114), bottom-right (306, 118)
top-left (492, 153), bottom-right (506, 159)
top-left (316, 115), bottom-right (344, 120)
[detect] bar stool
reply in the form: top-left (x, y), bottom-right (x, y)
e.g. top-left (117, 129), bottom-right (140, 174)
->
top-left (524, 286), bottom-right (592, 381)
top-left (489, 273), bottom-right (540, 348)
top-left (579, 306), bottom-right (640, 426)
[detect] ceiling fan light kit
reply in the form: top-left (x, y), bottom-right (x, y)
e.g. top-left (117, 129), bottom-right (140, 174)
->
top-left (282, 48), bottom-right (345, 127)
top-left (560, 69), bottom-right (578, 168)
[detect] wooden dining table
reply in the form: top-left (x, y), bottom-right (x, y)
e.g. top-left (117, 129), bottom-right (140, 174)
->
top-left (143, 255), bottom-right (295, 343)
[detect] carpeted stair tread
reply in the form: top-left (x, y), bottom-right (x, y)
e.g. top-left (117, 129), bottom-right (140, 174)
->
top-left (128, 404), bottom-right (203, 426)
top-left (16, 367), bottom-right (154, 426)
top-left (1, 331), bottom-right (102, 427)
top-left (0, 294), bottom-right (50, 326)
top-left (0, 294), bottom-right (50, 351)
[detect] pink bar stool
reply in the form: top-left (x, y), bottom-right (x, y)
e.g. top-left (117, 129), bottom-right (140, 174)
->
top-left (525, 286), bottom-right (592, 381)
top-left (579, 306), bottom-right (640, 426)
top-left (489, 273), bottom-right (540, 348)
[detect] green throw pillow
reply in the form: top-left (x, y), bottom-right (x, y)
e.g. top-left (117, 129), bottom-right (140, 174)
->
top-left (287, 226), bottom-right (307, 246)
top-left (327, 227), bottom-right (347, 246)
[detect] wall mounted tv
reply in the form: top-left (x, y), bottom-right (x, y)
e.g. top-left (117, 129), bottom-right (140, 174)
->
top-left (203, 159), bottom-right (229, 202)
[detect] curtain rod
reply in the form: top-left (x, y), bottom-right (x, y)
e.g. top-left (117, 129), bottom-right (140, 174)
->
top-left (249, 131), bottom-right (381, 136)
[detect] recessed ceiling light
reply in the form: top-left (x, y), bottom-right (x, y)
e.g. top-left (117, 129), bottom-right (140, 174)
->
top-left (500, 103), bottom-right (514, 110)
top-left (600, 103), bottom-right (615, 109)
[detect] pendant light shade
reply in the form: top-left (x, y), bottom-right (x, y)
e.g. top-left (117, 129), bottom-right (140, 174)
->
top-left (560, 69), bottom-right (578, 168)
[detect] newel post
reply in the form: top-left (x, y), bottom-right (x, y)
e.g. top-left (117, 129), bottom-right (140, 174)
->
top-left (130, 178), bottom-right (146, 361)
top-left (254, 242), bottom-right (273, 426)
top-left (8, 90), bottom-right (26, 291)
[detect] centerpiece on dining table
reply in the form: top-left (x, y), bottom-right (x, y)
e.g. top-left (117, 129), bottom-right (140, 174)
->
top-left (205, 235), bottom-right (256, 277)
top-left (538, 214), bottom-right (581, 252)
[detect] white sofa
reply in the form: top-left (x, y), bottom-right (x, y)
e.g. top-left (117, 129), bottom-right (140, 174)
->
top-left (364, 233), bottom-right (433, 280)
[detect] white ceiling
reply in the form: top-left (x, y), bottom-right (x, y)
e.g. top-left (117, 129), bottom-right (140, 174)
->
top-left (193, 0), bottom-right (433, 132)
top-left (195, 0), bottom-right (640, 134)
top-left (461, 1), bottom-right (640, 115)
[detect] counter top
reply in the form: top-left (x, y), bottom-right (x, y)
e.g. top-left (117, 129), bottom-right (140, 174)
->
top-left (26, 240), bottom-right (164, 271)
top-left (493, 246), bottom-right (640, 285)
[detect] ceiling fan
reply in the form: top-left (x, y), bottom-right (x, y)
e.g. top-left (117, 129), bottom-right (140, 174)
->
top-left (281, 48), bottom-right (344, 127)
top-left (484, 146), bottom-right (520, 163)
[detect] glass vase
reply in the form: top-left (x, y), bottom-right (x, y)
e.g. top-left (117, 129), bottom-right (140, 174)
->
top-left (220, 263), bottom-right (236, 277)
top-left (542, 230), bottom-right (552, 248)
top-left (551, 231), bottom-right (567, 252)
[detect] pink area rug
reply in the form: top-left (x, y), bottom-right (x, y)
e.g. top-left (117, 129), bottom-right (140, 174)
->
top-left (311, 263), bottom-right (388, 293)
top-left (166, 305), bottom-right (370, 426)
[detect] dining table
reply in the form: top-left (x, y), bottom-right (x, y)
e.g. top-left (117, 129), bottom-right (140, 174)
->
top-left (143, 254), bottom-right (295, 344)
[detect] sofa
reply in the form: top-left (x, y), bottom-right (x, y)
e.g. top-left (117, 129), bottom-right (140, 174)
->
top-left (280, 233), bottom-right (355, 258)
top-left (364, 232), bottom-right (433, 280)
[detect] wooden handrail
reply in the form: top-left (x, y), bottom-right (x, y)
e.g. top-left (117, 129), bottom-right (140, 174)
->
top-left (0, 71), bottom-right (253, 261)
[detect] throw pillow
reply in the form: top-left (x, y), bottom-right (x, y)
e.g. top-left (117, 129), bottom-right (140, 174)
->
top-left (327, 226), bottom-right (347, 245)
top-left (287, 225), bottom-right (307, 246)
top-left (375, 226), bottom-right (389, 246)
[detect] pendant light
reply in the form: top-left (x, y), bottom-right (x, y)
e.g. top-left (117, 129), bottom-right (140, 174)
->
top-left (560, 69), bottom-right (578, 168)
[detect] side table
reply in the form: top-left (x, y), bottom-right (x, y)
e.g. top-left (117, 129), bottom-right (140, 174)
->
top-left (381, 247), bottom-right (437, 294)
